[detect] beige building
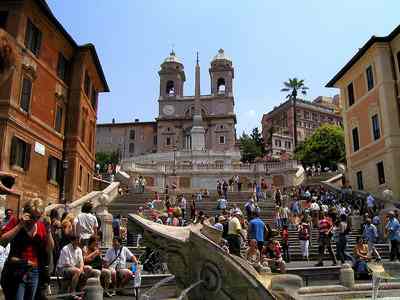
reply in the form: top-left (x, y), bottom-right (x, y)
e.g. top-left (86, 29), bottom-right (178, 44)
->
top-left (96, 120), bottom-right (157, 158)
top-left (97, 49), bottom-right (239, 160)
top-left (326, 25), bottom-right (400, 199)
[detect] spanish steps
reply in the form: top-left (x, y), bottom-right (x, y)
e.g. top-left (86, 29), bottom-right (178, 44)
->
top-left (108, 189), bottom-right (390, 261)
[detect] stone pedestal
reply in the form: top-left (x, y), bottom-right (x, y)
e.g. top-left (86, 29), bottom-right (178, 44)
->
top-left (84, 277), bottom-right (103, 300)
top-left (96, 194), bottom-right (114, 247)
top-left (191, 116), bottom-right (205, 151)
top-left (339, 263), bottom-right (354, 288)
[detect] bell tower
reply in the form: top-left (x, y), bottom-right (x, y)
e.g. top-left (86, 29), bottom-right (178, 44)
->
top-left (158, 51), bottom-right (186, 98)
top-left (209, 49), bottom-right (234, 96)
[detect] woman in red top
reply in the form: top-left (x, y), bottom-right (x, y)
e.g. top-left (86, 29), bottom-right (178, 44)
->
top-left (0, 199), bottom-right (53, 300)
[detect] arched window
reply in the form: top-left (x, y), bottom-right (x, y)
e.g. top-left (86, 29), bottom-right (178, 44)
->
top-left (129, 143), bottom-right (134, 153)
top-left (166, 81), bottom-right (175, 96)
top-left (217, 78), bottom-right (226, 94)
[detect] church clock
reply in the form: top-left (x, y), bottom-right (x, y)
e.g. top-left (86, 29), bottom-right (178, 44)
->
top-left (163, 104), bottom-right (175, 116)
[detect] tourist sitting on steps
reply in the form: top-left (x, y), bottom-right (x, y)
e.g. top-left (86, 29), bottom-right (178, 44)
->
top-left (57, 235), bottom-right (98, 300)
top-left (353, 237), bottom-right (370, 279)
top-left (83, 236), bottom-right (113, 297)
top-left (104, 237), bottom-right (138, 296)
top-left (246, 239), bottom-right (270, 273)
top-left (262, 240), bottom-right (286, 273)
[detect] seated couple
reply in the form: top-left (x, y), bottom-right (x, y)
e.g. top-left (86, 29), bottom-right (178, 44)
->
top-left (57, 236), bottom-right (138, 298)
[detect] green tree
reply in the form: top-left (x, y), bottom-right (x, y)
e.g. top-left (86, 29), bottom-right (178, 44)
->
top-left (95, 151), bottom-right (119, 172)
top-left (280, 78), bottom-right (309, 147)
top-left (294, 124), bottom-right (345, 169)
top-left (239, 128), bottom-right (265, 162)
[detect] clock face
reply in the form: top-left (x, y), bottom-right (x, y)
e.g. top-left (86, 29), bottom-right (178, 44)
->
top-left (163, 105), bottom-right (175, 116)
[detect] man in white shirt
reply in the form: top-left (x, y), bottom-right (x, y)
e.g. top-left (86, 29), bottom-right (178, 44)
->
top-left (75, 202), bottom-right (98, 246)
top-left (57, 235), bottom-right (97, 294)
top-left (105, 237), bottom-right (138, 295)
top-left (0, 243), bottom-right (9, 282)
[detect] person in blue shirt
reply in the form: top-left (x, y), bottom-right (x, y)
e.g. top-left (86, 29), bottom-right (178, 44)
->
top-left (248, 211), bottom-right (265, 252)
top-left (385, 211), bottom-right (400, 261)
top-left (362, 218), bottom-right (381, 261)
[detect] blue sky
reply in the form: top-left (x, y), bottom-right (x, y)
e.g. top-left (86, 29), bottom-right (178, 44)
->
top-left (47, 0), bottom-right (399, 134)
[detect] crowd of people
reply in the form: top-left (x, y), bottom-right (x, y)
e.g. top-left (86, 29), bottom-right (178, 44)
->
top-left (0, 200), bottom-right (139, 300)
top-left (138, 181), bottom-right (400, 277)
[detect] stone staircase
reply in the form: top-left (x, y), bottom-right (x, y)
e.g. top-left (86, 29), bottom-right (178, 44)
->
top-left (108, 190), bottom-right (390, 261)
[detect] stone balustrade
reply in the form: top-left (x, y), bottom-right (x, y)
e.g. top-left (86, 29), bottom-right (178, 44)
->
top-left (45, 180), bottom-right (120, 247)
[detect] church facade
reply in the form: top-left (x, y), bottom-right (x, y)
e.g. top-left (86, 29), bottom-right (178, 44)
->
top-left (96, 49), bottom-right (239, 159)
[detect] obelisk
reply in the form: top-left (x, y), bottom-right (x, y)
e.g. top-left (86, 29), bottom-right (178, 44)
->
top-left (191, 52), bottom-right (206, 151)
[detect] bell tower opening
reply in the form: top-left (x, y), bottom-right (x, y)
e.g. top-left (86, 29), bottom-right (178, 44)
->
top-left (166, 80), bottom-right (175, 96)
top-left (217, 78), bottom-right (226, 94)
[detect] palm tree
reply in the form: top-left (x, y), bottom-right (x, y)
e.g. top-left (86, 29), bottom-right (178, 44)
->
top-left (281, 78), bottom-right (309, 147)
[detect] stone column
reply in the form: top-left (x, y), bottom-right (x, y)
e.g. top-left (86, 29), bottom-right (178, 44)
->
top-left (96, 194), bottom-right (114, 248)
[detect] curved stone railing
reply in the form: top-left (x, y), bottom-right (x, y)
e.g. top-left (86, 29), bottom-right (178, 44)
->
top-left (45, 181), bottom-right (120, 215)
top-left (127, 214), bottom-right (296, 300)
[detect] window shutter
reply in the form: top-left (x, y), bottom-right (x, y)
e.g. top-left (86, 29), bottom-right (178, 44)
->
top-left (10, 137), bottom-right (17, 166)
top-left (35, 29), bottom-right (42, 56)
top-left (24, 142), bottom-right (31, 171)
top-left (57, 159), bottom-right (63, 184)
top-left (47, 157), bottom-right (52, 181)
top-left (24, 20), bottom-right (32, 48)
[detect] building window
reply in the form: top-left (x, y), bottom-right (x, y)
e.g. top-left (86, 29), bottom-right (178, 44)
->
top-left (285, 141), bottom-right (291, 149)
top-left (153, 135), bottom-right (157, 145)
top-left (87, 173), bottom-right (91, 192)
top-left (397, 52), bottom-right (400, 74)
top-left (377, 161), bottom-right (385, 185)
top-left (166, 137), bottom-right (171, 146)
top-left (80, 110), bottom-right (86, 143)
top-left (219, 136), bottom-right (226, 144)
top-left (57, 53), bottom-right (69, 82)
top-left (20, 77), bottom-right (32, 112)
top-left (24, 19), bottom-right (42, 56)
top-left (10, 136), bottom-right (31, 170)
top-left (352, 127), bottom-right (359, 152)
top-left (356, 171), bottom-right (364, 190)
top-left (312, 113), bottom-right (318, 121)
top-left (130, 130), bottom-right (135, 140)
top-left (0, 11), bottom-right (8, 29)
top-left (79, 165), bottom-right (83, 187)
top-left (347, 82), bottom-right (355, 106)
top-left (304, 111), bottom-right (310, 120)
top-left (129, 143), bottom-right (134, 153)
top-left (371, 114), bottom-right (380, 140)
top-left (55, 105), bottom-right (63, 133)
top-left (84, 71), bottom-right (91, 97)
top-left (366, 66), bottom-right (374, 91)
top-left (47, 156), bottom-right (61, 184)
top-left (275, 139), bottom-right (281, 147)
